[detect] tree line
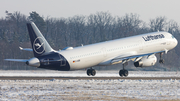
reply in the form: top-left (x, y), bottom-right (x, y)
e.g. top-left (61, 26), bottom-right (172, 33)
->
top-left (0, 11), bottom-right (180, 71)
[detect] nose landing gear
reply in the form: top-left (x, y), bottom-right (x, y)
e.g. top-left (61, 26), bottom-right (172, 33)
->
top-left (159, 52), bottom-right (164, 64)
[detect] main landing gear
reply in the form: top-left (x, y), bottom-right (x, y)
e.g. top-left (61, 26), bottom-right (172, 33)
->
top-left (159, 52), bottom-right (164, 64)
top-left (87, 68), bottom-right (96, 76)
top-left (119, 62), bottom-right (128, 77)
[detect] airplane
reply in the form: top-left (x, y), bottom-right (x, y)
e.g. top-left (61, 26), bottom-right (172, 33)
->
top-left (5, 22), bottom-right (178, 77)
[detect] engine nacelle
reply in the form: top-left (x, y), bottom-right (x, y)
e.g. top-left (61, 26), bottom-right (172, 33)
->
top-left (134, 54), bottom-right (157, 67)
top-left (26, 57), bottom-right (40, 67)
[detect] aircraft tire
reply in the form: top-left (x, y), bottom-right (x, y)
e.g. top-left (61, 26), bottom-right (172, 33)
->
top-left (91, 69), bottom-right (96, 76)
top-left (123, 70), bottom-right (128, 77)
top-left (87, 69), bottom-right (91, 76)
top-left (119, 69), bottom-right (128, 77)
top-left (119, 70), bottom-right (124, 77)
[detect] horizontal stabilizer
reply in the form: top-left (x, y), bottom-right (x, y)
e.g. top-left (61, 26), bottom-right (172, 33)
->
top-left (19, 47), bottom-right (33, 51)
top-left (4, 59), bottom-right (28, 62)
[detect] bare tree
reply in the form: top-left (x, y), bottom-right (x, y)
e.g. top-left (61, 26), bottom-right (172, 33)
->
top-left (91, 12), bottom-right (114, 41)
top-left (67, 15), bottom-right (86, 46)
top-left (166, 20), bottom-right (179, 34)
top-left (149, 16), bottom-right (167, 32)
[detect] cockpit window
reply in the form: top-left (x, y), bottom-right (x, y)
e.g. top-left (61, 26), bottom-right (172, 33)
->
top-left (172, 35), bottom-right (175, 39)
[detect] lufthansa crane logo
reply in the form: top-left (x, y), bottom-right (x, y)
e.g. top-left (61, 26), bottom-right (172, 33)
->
top-left (33, 37), bottom-right (45, 54)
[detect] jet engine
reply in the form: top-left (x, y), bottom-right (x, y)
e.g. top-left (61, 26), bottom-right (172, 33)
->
top-left (134, 54), bottom-right (157, 67)
top-left (26, 57), bottom-right (40, 67)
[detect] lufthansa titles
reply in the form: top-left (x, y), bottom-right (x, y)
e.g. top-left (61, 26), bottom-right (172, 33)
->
top-left (142, 34), bottom-right (165, 41)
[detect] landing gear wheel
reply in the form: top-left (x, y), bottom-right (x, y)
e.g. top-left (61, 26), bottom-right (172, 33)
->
top-left (87, 69), bottom-right (91, 76)
top-left (91, 69), bottom-right (96, 76)
top-left (119, 70), bottom-right (124, 77)
top-left (123, 70), bottom-right (128, 77)
top-left (86, 68), bottom-right (96, 76)
top-left (119, 69), bottom-right (128, 77)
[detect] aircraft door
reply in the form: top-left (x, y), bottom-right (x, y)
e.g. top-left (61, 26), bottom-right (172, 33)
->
top-left (59, 55), bottom-right (66, 66)
top-left (101, 47), bottom-right (107, 57)
top-left (41, 58), bottom-right (49, 65)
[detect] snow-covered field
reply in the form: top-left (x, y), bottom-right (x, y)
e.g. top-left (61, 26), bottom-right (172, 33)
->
top-left (0, 70), bottom-right (180, 100)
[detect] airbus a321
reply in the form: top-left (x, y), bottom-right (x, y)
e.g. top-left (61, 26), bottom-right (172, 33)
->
top-left (5, 22), bottom-right (178, 77)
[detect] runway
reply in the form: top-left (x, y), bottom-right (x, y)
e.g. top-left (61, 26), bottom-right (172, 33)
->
top-left (0, 76), bottom-right (180, 80)
top-left (0, 71), bottom-right (180, 101)
top-left (1, 71), bottom-right (180, 100)
top-left (0, 71), bottom-right (180, 80)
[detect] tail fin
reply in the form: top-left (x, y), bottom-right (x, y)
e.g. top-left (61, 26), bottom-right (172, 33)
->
top-left (27, 22), bottom-right (54, 57)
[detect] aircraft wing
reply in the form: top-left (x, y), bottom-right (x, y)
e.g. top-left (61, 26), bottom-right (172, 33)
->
top-left (111, 50), bottom-right (165, 64)
top-left (19, 47), bottom-right (33, 51)
top-left (4, 59), bottom-right (28, 62)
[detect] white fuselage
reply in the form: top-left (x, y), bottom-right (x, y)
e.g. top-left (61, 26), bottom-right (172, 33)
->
top-left (58, 32), bottom-right (178, 70)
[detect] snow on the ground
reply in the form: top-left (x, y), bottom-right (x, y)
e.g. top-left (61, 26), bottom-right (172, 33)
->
top-left (0, 70), bottom-right (180, 77)
top-left (0, 79), bottom-right (180, 100)
top-left (0, 70), bottom-right (180, 100)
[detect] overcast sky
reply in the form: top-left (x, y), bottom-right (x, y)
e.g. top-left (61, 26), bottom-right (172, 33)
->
top-left (1, 0), bottom-right (180, 23)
